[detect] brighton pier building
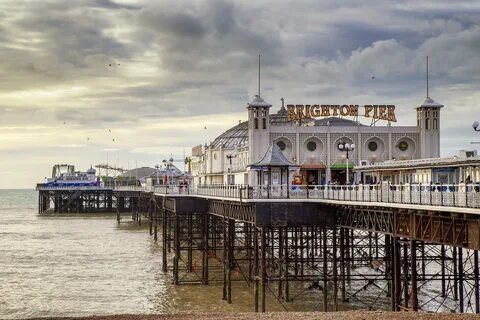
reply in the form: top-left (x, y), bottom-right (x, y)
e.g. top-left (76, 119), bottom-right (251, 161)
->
top-left (190, 94), bottom-right (443, 186)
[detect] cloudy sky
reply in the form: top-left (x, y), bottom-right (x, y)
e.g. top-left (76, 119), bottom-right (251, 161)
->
top-left (1, 0), bottom-right (480, 188)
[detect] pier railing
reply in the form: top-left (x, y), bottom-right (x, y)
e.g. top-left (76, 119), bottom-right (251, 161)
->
top-left (36, 185), bottom-right (111, 191)
top-left (153, 183), bottom-right (480, 209)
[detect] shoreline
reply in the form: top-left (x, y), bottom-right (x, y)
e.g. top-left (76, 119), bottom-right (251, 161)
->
top-left (27, 311), bottom-right (480, 320)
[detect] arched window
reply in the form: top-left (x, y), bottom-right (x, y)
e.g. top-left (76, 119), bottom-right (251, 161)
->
top-left (425, 118), bottom-right (429, 130)
top-left (262, 118), bottom-right (266, 129)
top-left (254, 118), bottom-right (258, 129)
top-left (433, 118), bottom-right (438, 130)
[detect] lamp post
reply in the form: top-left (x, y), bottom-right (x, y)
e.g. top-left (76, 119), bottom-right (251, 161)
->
top-left (338, 141), bottom-right (355, 184)
top-left (473, 121), bottom-right (480, 132)
top-left (155, 164), bottom-right (160, 186)
top-left (226, 154), bottom-right (237, 185)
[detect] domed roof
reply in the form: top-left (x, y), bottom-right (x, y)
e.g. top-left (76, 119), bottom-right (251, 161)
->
top-left (86, 166), bottom-right (96, 174)
top-left (418, 97), bottom-right (443, 108)
top-left (247, 95), bottom-right (272, 108)
top-left (210, 121), bottom-right (248, 149)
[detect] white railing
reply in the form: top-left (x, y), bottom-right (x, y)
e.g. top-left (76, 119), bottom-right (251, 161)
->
top-left (36, 185), bottom-right (111, 191)
top-left (152, 183), bottom-right (480, 209)
top-left (114, 185), bottom-right (147, 192)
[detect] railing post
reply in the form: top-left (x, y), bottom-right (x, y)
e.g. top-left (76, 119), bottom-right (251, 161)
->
top-left (430, 183), bottom-right (433, 206)
top-left (453, 184), bottom-right (456, 207)
top-left (307, 185), bottom-right (310, 199)
top-left (466, 184), bottom-right (469, 207)
top-left (419, 183), bottom-right (422, 204)
top-left (410, 184), bottom-right (412, 204)
top-left (440, 183), bottom-right (443, 206)
top-left (387, 182), bottom-right (390, 203)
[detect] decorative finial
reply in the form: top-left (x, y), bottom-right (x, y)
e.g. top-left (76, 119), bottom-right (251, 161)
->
top-left (258, 54), bottom-right (261, 98)
top-left (426, 55), bottom-right (429, 99)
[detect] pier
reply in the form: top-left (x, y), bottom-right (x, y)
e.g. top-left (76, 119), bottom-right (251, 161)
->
top-left (36, 182), bottom-right (480, 313)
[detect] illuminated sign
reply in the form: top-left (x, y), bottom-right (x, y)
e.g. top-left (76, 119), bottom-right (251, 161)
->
top-left (287, 104), bottom-right (397, 123)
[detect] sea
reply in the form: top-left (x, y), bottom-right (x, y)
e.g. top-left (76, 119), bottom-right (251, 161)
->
top-left (0, 189), bottom-right (277, 319)
top-left (1, 189), bottom-right (457, 318)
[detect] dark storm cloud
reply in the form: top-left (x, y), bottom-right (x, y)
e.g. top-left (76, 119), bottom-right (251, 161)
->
top-left (3, 0), bottom-right (480, 188)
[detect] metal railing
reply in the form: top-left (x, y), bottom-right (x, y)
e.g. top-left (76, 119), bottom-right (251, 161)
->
top-left (152, 183), bottom-right (480, 209)
top-left (35, 185), bottom-right (111, 191)
top-left (114, 185), bottom-right (147, 192)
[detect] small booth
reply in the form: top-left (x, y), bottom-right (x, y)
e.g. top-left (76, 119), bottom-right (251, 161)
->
top-left (248, 144), bottom-right (299, 197)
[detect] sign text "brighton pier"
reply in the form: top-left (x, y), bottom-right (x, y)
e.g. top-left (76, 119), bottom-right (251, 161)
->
top-left (287, 104), bottom-right (397, 123)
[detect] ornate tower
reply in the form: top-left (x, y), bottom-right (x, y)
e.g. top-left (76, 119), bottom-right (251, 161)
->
top-left (416, 56), bottom-right (443, 158)
top-left (416, 96), bottom-right (443, 158)
top-left (247, 95), bottom-right (271, 165)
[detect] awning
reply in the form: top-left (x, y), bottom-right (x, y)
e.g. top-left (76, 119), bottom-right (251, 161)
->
top-left (301, 164), bottom-right (326, 169)
top-left (330, 163), bottom-right (354, 170)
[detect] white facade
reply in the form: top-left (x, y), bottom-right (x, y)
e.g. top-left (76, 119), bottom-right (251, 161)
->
top-left (191, 94), bottom-right (442, 185)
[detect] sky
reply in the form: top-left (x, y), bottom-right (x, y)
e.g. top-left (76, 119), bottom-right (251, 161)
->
top-left (1, 0), bottom-right (480, 188)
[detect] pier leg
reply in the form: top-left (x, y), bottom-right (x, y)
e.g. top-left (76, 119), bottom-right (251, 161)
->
top-left (261, 227), bottom-right (267, 312)
top-left (403, 241), bottom-right (409, 309)
top-left (411, 240), bottom-right (418, 311)
top-left (458, 247), bottom-right (464, 313)
top-left (441, 245), bottom-right (446, 297)
top-left (162, 210), bottom-right (168, 273)
top-left (222, 217), bottom-right (227, 301)
top-left (187, 214), bottom-right (193, 273)
top-left (254, 227), bottom-right (259, 312)
top-left (149, 201), bottom-right (153, 235)
top-left (278, 227), bottom-right (284, 299)
top-left (173, 214), bottom-right (180, 285)
top-left (453, 246), bottom-right (458, 300)
top-left (340, 227), bottom-right (346, 302)
top-left (284, 227), bottom-right (290, 302)
top-left (385, 234), bottom-right (392, 299)
top-left (474, 250), bottom-right (479, 314)
top-left (323, 227), bottom-right (328, 312)
top-left (202, 213), bottom-right (209, 285)
top-left (227, 219), bottom-right (234, 304)
top-left (394, 237), bottom-right (401, 311)
top-left (333, 226), bottom-right (338, 311)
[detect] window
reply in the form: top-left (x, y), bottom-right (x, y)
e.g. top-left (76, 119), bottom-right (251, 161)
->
top-left (254, 118), bottom-right (258, 129)
top-left (262, 118), bottom-right (266, 129)
top-left (277, 141), bottom-right (286, 151)
top-left (433, 118), bottom-right (438, 130)
top-left (213, 154), bottom-right (217, 160)
top-left (398, 141), bottom-right (408, 151)
top-left (425, 118), bottom-right (429, 130)
top-left (307, 141), bottom-right (317, 151)
top-left (368, 141), bottom-right (378, 152)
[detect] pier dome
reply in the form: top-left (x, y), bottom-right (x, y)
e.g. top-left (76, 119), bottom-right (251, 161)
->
top-left (210, 121), bottom-right (248, 149)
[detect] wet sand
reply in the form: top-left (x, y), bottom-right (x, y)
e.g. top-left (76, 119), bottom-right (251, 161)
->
top-left (30, 311), bottom-right (480, 320)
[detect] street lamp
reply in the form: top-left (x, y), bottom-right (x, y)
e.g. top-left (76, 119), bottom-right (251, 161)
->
top-left (473, 121), bottom-right (480, 132)
top-left (338, 141), bottom-right (355, 184)
top-left (155, 164), bottom-right (160, 186)
top-left (226, 154), bottom-right (237, 185)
